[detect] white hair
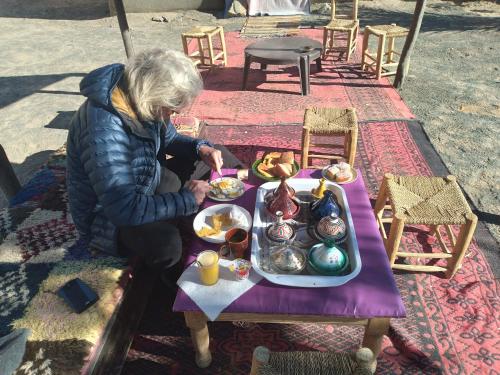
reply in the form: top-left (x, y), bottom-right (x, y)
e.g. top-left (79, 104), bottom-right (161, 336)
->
top-left (124, 48), bottom-right (203, 121)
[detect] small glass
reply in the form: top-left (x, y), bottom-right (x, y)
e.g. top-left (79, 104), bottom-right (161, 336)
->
top-left (196, 250), bottom-right (220, 286)
top-left (229, 259), bottom-right (252, 280)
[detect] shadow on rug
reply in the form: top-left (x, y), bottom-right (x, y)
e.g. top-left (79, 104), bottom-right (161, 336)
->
top-left (122, 121), bottom-right (499, 375)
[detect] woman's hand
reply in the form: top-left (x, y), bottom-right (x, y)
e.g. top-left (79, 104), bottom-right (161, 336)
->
top-left (199, 145), bottom-right (223, 175)
top-left (186, 180), bottom-right (211, 205)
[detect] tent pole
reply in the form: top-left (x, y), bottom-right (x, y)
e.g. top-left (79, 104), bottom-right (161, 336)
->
top-left (113, 0), bottom-right (134, 58)
top-left (394, 0), bottom-right (426, 89)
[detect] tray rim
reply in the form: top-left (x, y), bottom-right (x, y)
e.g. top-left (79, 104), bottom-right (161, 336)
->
top-left (251, 178), bottom-right (362, 287)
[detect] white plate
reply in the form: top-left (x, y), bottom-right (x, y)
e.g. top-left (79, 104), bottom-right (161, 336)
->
top-left (193, 204), bottom-right (253, 244)
top-left (321, 166), bottom-right (358, 185)
top-left (208, 177), bottom-right (245, 202)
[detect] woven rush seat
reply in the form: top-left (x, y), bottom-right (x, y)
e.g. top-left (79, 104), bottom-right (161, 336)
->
top-left (361, 23), bottom-right (409, 79)
top-left (325, 19), bottom-right (358, 31)
top-left (301, 107), bottom-right (358, 169)
top-left (322, 0), bottom-right (359, 61)
top-left (181, 26), bottom-right (227, 67)
top-left (251, 346), bottom-right (374, 375)
top-left (367, 24), bottom-right (409, 38)
top-left (374, 174), bottom-right (478, 278)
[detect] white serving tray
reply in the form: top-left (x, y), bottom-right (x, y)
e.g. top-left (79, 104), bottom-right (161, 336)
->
top-left (251, 178), bottom-right (362, 287)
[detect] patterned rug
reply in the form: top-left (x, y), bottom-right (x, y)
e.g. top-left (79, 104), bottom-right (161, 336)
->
top-left (240, 15), bottom-right (303, 38)
top-left (184, 29), bottom-right (414, 125)
top-left (0, 147), bottom-right (129, 374)
top-left (122, 121), bottom-right (499, 375)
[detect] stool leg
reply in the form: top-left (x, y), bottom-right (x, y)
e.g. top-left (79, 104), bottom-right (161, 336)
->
top-left (346, 29), bottom-right (354, 61)
top-left (386, 213), bottom-right (405, 266)
top-left (301, 127), bottom-right (311, 169)
top-left (329, 30), bottom-right (335, 50)
top-left (182, 36), bottom-right (189, 56)
top-left (346, 125), bottom-right (358, 167)
top-left (322, 28), bottom-right (329, 59)
top-left (361, 29), bottom-right (370, 71)
top-left (374, 173), bottom-right (392, 221)
top-left (198, 38), bottom-right (206, 65)
top-left (386, 37), bottom-right (395, 64)
top-left (242, 53), bottom-right (251, 90)
top-left (219, 27), bottom-right (228, 66)
top-left (376, 33), bottom-right (386, 79)
top-left (207, 34), bottom-right (215, 66)
top-left (446, 213), bottom-right (477, 278)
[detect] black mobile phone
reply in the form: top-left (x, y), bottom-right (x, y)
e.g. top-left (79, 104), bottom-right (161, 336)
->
top-left (57, 278), bottom-right (99, 313)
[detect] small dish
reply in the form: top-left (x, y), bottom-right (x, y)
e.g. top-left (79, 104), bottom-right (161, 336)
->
top-left (193, 204), bottom-right (252, 244)
top-left (208, 177), bottom-right (245, 201)
top-left (321, 166), bottom-right (358, 185)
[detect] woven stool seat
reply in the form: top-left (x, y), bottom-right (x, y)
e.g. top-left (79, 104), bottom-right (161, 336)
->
top-left (251, 346), bottom-right (373, 375)
top-left (181, 25), bottom-right (227, 67)
top-left (183, 26), bottom-right (220, 37)
top-left (387, 175), bottom-right (471, 225)
top-left (368, 24), bottom-right (409, 37)
top-left (374, 173), bottom-right (477, 278)
top-left (361, 23), bottom-right (409, 79)
top-left (325, 19), bottom-right (359, 31)
top-left (301, 107), bottom-right (358, 168)
top-left (322, 0), bottom-right (359, 61)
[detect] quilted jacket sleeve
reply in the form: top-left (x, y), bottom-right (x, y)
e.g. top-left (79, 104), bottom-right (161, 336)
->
top-left (159, 121), bottom-right (210, 162)
top-left (82, 109), bottom-right (198, 227)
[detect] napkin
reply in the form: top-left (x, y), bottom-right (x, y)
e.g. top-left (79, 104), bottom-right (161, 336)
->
top-left (177, 259), bottom-right (262, 321)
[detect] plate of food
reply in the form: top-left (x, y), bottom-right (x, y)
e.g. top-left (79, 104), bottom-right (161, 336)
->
top-left (193, 204), bottom-right (252, 244)
top-left (252, 151), bottom-right (300, 181)
top-left (322, 162), bottom-right (358, 185)
top-left (208, 177), bottom-right (245, 201)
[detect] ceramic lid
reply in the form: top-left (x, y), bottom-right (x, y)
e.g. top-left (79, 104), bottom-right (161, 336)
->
top-left (266, 179), bottom-right (300, 220)
top-left (308, 243), bottom-right (349, 275)
top-left (316, 216), bottom-right (347, 244)
top-left (270, 245), bottom-right (306, 273)
top-left (266, 211), bottom-right (296, 243)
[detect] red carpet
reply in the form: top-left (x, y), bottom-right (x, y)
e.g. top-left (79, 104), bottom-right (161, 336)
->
top-left (184, 29), bottom-right (415, 125)
top-left (122, 122), bottom-right (499, 375)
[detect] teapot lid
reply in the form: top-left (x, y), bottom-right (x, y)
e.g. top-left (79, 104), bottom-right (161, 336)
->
top-left (308, 243), bottom-right (349, 275)
top-left (270, 245), bottom-right (306, 273)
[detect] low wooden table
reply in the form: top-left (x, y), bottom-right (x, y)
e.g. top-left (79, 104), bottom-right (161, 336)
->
top-left (174, 169), bottom-right (405, 371)
top-left (242, 37), bottom-right (323, 95)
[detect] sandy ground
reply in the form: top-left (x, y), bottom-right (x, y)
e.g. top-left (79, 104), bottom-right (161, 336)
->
top-left (0, 0), bottom-right (498, 243)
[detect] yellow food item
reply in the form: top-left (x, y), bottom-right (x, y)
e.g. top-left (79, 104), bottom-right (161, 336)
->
top-left (216, 179), bottom-right (232, 190)
top-left (257, 151), bottom-right (295, 178)
top-left (212, 212), bottom-right (232, 229)
top-left (196, 226), bottom-right (220, 237)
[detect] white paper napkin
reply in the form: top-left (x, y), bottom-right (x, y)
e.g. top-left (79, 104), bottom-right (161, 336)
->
top-left (177, 259), bottom-right (263, 321)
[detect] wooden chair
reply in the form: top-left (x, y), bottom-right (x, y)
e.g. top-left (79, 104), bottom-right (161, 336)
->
top-left (181, 26), bottom-right (228, 67)
top-left (250, 346), bottom-right (374, 375)
top-left (361, 24), bottom-right (409, 79)
top-left (301, 107), bottom-right (358, 169)
top-left (374, 174), bottom-right (478, 278)
top-left (322, 0), bottom-right (360, 61)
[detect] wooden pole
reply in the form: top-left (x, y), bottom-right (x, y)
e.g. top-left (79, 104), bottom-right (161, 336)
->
top-left (0, 144), bottom-right (21, 199)
top-left (113, 0), bottom-right (134, 58)
top-left (394, 0), bottom-right (427, 89)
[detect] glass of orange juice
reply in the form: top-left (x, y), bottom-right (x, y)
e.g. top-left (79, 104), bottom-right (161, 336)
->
top-left (196, 250), bottom-right (220, 285)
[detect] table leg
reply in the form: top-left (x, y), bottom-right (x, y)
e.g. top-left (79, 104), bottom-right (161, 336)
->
top-left (185, 311), bottom-right (212, 368)
top-left (315, 57), bottom-right (322, 73)
top-left (299, 55), bottom-right (310, 96)
top-left (242, 53), bottom-right (251, 90)
top-left (362, 317), bottom-right (390, 372)
top-left (260, 63), bottom-right (267, 70)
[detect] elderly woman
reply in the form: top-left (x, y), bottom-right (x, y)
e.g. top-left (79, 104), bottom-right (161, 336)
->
top-left (67, 49), bottom-right (242, 281)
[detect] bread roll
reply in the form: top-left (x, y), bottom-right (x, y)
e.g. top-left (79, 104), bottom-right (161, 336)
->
top-left (279, 151), bottom-right (294, 164)
top-left (273, 163), bottom-right (293, 177)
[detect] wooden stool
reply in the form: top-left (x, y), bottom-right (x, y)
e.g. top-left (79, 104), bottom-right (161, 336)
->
top-left (374, 174), bottom-right (478, 278)
top-left (322, 0), bottom-right (360, 61)
top-left (361, 24), bottom-right (409, 79)
top-left (301, 107), bottom-right (358, 169)
top-left (250, 346), bottom-right (374, 375)
top-left (181, 26), bottom-right (227, 67)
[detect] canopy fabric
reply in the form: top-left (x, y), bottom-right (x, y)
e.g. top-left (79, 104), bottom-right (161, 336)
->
top-left (247, 0), bottom-right (310, 16)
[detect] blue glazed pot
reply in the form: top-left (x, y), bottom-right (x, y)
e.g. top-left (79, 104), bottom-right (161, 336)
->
top-left (310, 190), bottom-right (341, 221)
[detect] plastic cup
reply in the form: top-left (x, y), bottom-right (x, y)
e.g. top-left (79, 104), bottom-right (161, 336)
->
top-left (230, 259), bottom-right (252, 281)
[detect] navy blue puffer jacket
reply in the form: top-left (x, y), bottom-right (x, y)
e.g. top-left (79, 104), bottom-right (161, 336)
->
top-left (66, 64), bottom-right (205, 255)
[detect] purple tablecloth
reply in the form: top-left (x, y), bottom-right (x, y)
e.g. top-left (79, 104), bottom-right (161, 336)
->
top-left (173, 169), bottom-right (405, 319)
